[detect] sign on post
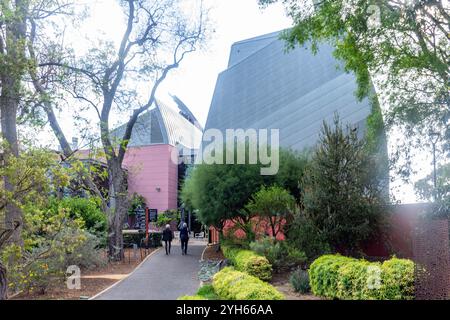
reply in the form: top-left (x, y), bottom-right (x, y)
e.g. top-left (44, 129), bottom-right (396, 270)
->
top-left (149, 209), bottom-right (158, 222)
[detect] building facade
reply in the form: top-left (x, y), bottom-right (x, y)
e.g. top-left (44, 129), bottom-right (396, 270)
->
top-left (112, 97), bottom-right (203, 213)
top-left (204, 31), bottom-right (373, 151)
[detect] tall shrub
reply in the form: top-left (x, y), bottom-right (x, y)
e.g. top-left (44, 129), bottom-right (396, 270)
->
top-left (302, 116), bottom-right (386, 253)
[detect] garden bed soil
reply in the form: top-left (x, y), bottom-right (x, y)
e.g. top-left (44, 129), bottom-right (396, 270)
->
top-left (271, 272), bottom-right (322, 300)
top-left (10, 248), bottom-right (156, 300)
top-left (202, 244), bottom-right (225, 261)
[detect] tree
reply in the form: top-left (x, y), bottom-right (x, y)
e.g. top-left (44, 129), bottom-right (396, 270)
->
top-left (302, 115), bottom-right (385, 254)
top-left (181, 147), bottom-right (309, 240)
top-left (0, 0), bottom-right (30, 244)
top-left (415, 162), bottom-right (450, 217)
top-left (260, 0), bottom-right (449, 176)
top-left (245, 185), bottom-right (296, 238)
top-left (0, 147), bottom-right (72, 299)
top-left (275, 149), bottom-right (310, 205)
top-left (33, 0), bottom-right (208, 260)
top-left (181, 161), bottom-right (267, 240)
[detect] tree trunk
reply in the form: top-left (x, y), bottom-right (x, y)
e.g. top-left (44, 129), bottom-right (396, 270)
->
top-left (1, 78), bottom-right (22, 245)
top-left (106, 161), bottom-right (128, 261)
top-left (0, 0), bottom-right (29, 246)
top-left (0, 262), bottom-right (7, 300)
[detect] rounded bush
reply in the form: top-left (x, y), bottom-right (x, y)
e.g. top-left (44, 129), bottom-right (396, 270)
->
top-left (222, 245), bottom-right (272, 281)
top-left (178, 295), bottom-right (207, 300)
top-left (212, 267), bottom-right (284, 300)
top-left (309, 254), bottom-right (415, 300)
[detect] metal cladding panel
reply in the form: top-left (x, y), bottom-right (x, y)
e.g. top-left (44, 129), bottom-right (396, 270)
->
top-left (110, 100), bottom-right (202, 151)
top-left (204, 33), bottom-right (372, 152)
top-left (228, 31), bottom-right (280, 67)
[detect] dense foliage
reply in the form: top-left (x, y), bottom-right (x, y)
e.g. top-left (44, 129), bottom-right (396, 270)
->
top-left (212, 267), bottom-right (284, 300)
top-left (249, 237), bottom-right (307, 272)
top-left (415, 163), bottom-right (450, 218)
top-left (302, 116), bottom-right (386, 253)
top-left (245, 186), bottom-right (296, 238)
top-left (260, 0), bottom-right (449, 165)
top-left (309, 254), bottom-right (415, 300)
top-left (48, 197), bottom-right (107, 236)
top-left (222, 245), bottom-right (273, 281)
top-left (290, 269), bottom-right (310, 294)
top-left (181, 148), bottom-right (309, 238)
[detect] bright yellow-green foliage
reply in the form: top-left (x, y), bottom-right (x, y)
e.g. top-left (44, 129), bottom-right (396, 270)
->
top-left (309, 255), bottom-right (415, 300)
top-left (178, 295), bottom-right (207, 300)
top-left (212, 267), bottom-right (284, 300)
top-left (222, 245), bottom-right (272, 281)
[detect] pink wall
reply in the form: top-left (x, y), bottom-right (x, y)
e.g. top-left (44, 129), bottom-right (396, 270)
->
top-left (123, 144), bottom-right (178, 213)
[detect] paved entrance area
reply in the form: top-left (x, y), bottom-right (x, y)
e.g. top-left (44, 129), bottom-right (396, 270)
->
top-left (94, 240), bottom-right (206, 300)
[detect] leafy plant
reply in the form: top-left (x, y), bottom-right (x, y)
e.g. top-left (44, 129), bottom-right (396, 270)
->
top-left (47, 196), bottom-right (106, 236)
top-left (302, 116), bottom-right (386, 253)
top-left (290, 269), bottom-right (310, 294)
top-left (250, 237), bottom-right (307, 271)
top-left (309, 254), bottom-right (415, 300)
top-left (212, 267), bottom-right (284, 300)
top-left (245, 186), bottom-right (296, 238)
top-left (128, 193), bottom-right (147, 216)
top-left (222, 245), bottom-right (272, 281)
top-left (285, 213), bottom-right (331, 262)
top-left (197, 284), bottom-right (220, 300)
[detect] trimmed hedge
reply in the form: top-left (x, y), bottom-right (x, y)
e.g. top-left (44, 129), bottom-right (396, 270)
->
top-left (222, 245), bottom-right (272, 281)
top-left (212, 267), bottom-right (284, 300)
top-left (309, 254), bottom-right (415, 300)
top-left (178, 295), bottom-right (207, 300)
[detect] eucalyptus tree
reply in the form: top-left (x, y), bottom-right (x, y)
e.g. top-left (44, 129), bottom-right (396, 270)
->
top-left (0, 0), bottom-right (76, 244)
top-left (37, 0), bottom-right (208, 260)
top-left (0, 0), bottom-right (29, 244)
top-left (260, 0), bottom-right (450, 178)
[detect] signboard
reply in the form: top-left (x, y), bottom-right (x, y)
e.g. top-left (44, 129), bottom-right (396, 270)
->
top-left (135, 208), bottom-right (146, 230)
top-left (149, 209), bottom-right (158, 223)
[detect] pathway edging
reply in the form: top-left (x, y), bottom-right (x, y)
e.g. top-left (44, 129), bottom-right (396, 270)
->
top-left (88, 248), bottom-right (162, 300)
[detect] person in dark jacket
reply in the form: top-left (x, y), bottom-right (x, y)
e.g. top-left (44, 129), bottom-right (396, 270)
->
top-left (162, 224), bottom-right (173, 255)
top-left (179, 222), bottom-right (189, 255)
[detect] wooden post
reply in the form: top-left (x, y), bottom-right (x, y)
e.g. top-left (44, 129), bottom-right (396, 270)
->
top-left (145, 207), bottom-right (149, 243)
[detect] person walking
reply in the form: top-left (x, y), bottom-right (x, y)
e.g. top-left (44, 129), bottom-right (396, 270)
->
top-left (162, 224), bottom-right (173, 255)
top-left (179, 222), bottom-right (189, 255)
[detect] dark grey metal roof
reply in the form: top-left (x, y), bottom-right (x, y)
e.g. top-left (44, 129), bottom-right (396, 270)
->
top-left (205, 31), bottom-right (371, 152)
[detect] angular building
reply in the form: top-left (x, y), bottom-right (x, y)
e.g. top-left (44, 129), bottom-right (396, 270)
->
top-left (204, 31), bottom-right (372, 151)
top-left (111, 96), bottom-right (203, 213)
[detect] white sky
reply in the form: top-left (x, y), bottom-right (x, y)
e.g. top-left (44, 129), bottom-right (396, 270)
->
top-left (28, 0), bottom-right (442, 204)
top-left (33, 0), bottom-right (292, 145)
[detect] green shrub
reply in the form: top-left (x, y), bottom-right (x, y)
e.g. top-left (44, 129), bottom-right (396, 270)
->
top-left (378, 258), bottom-right (415, 300)
top-left (250, 238), bottom-right (307, 271)
top-left (48, 196), bottom-right (106, 236)
top-left (178, 295), bottom-right (207, 300)
top-left (309, 254), bottom-right (415, 300)
top-left (222, 245), bottom-right (272, 281)
top-left (290, 269), bottom-right (310, 293)
top-left (212, 267), bottom-right (284, 300)
top-left (286, 214), bottom-right (331, 262)
top-left (197, 284), bottom-right (220, 300)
